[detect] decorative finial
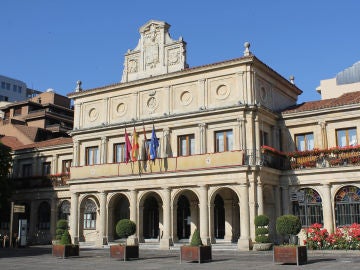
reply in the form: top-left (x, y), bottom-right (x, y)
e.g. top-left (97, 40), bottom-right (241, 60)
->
top-left (289, 75), bottom-right (295, 85)
top-left (75, 80), bottom-right (82, 92)
top-left (244, 42), bottom-right (251, 56)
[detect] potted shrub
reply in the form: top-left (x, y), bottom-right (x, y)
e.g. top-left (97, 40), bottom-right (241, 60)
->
top-left (273, 214), bottom-right (306, 265)
top-left (253, 214), bottom-right (272, 251)
top-left (180, 229), bottom-right (212, 264)
top-left (52, 229), bottom-right (79, 258)
top-left (110, 219), bottom-right (139, 261)
top-left (53, 219), bottom-right (67, 244)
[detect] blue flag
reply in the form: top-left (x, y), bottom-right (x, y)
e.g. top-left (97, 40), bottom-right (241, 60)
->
top-left (149, 125), bottom-right (159, 160)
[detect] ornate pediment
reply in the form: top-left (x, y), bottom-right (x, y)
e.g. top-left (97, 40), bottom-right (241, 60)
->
top-left (121, 20), bottom-right (187, 82)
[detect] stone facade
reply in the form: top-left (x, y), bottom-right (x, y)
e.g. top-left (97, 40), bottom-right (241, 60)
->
top-left (8, 21), bottom-right (360, 251)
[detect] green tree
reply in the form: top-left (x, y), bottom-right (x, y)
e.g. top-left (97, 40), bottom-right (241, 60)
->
top-left (0, 142), bottom-right (13, 211)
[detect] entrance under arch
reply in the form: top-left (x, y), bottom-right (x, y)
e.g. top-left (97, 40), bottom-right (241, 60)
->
top-left (177, 195), bottom-right (191, 240)
top-left (211, 188), bottom-right (240, 243)
top-left (143, 196), bottom-right (159, 239)
top-left (214, 194), bottom-right (225, 239)
top-left (110, 195), bottom-right (130, 240)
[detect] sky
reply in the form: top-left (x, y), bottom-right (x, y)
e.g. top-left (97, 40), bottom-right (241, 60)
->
top-left (1, 0), bottom-right (359, 103)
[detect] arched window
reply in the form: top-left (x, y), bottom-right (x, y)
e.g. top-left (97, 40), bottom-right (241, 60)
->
top-left (38, 201), bottom-right (51, 230)
top-left (335, 186), bottom-right (360, 226)
top-left (58, 200), bottom-right (70, 222)
top-left (293, 188), bottom-right (323, 227)
top-left (83, 199), bottom-right (97, 229)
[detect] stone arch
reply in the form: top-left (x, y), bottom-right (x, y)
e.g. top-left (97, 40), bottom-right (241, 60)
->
top-left (58, 200), bottom-right (71, 223)
top-left (107, 192), bottom-right (130, 241)
top-left (209, 187), bottom-right (240, 243)
top-left (138, 191), bottom-right (163, 242)
top-left (292, 187), bottom-right (323, 228)
top-left (79, 195), bottom-right (100, 242)
top-left (334, 185), bottom-right (360, 226)
top-left (263, 185), bottom-right (276, 240)
top-left (172, 188), bottom-right (199, 243)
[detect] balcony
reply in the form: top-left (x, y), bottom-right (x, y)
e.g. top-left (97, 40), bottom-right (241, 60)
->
top-left (13, 173), bottom-right (70, 189)
top-left (287, 146), bottom-right (360, 170)
top-left (71, 151), bottom-right (244, 180)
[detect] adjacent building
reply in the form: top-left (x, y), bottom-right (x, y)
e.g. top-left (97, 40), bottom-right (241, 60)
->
top-left (5, 20), bottom-right (360, 250)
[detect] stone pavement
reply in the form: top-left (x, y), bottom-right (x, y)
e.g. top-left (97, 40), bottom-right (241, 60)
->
top-left (1, 246), bottom-right (360, 270)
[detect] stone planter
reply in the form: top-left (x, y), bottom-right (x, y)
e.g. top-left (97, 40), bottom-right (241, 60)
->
top-left (253, 242), bottom-right (273, 251)
top-left (52, 244), bottom-right (79, 258)
top-left (180, 245), bottom-right (212, 263)
top-left (273, 245), bottom-right (307, 266)
top-left (110, 244), bottom-right (139, 261)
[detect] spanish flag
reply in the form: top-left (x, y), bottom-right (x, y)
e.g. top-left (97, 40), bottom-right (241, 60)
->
top-left (131, 127), bottom-right (139, 161)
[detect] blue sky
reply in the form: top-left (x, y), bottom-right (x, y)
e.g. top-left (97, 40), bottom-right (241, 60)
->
top-left (1, 0), bottom-right (359, 103)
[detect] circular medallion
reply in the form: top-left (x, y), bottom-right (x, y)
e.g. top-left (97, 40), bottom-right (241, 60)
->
top-left (180, 91), bottom-right (192, 106)
top-left (216, 84), bottom-right (230, 99)
top-left (88, 108), bottom-right (99, 122)
top-left (147, 97), bottom-right (158, 111)
top-left (116, 102), bottom-right (127, 116)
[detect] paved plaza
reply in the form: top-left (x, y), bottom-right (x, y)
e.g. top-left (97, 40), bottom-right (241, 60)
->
top-left (1, 245), bottom-right (360, 270)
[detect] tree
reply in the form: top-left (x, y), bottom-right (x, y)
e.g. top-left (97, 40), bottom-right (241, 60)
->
top-left (0, 142), bottom-right (13, 211)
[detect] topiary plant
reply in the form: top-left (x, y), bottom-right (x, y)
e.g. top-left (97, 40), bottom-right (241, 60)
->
top-left (276, 215), bottom-right (302, 236)
top-left (190, 229), bottom-right (203, 246)
top-left (60, 229), bottom-right (72, 245)
top-left (254, 215), bottom-right (270, 243)
top-left (115, 219), bottom-right (136, 239)
top-left (55, 219), bottom-right (68, 240)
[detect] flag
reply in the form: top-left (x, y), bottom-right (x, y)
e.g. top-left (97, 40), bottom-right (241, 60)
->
top-left (124, 128), bottom-right (132, 163)
top-left (131, 127), bottom-right (139, 161)
top-left (140, 125), bottom-right (149, 160)
top-left (149, 124), bottom-right (159, 160)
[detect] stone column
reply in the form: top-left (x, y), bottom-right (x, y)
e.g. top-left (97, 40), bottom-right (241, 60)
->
top-left (274, 186), bottom-right (281, 217)
top-left (74, 101), bottom-right (81, 129)
top-left (209, 203), bottom-right (215, 243)
top-left (198, 123), bottom-right (206, 154)
top-left (73, 140), bottom-right (79, 167)
top-left (52, 154), bottom-right (58, 175)
top-left (99, 191), bottom-right (107, 245)
top-left (162, 128), bottom-right (170, 158)
top-left (50, 197), bottom-right (57, 240)
top-left (100, 136), bottom-right (107, 164)
top-left (322, 183), bottom-right (334, 233)
top-left (254, 114), bottom-right (261, 165)
top-left (198, 79), bottom-right (206, 109)
top-left (319, 121), bottom-right (328, 149)
top-left (224, 199), bottom-right (233, 241)
top-left (199, 185), bottom-right (210, 245)
top-left (237, 117), bottom-right (246, 150)
top-left (160, 188), bottom-right (172, 249)
top-left (190, 201), bottom-right (198, 240)
top-left (281, 186), bottom-right (290, 214)
top-left (70, 192), bottom-right (79, 244)
top-left (238, 183), bottom-right (251, 250)
top-left (128, 189), bottom-right (139, 245)
top-left (257, 183), bottom-right (264, 215)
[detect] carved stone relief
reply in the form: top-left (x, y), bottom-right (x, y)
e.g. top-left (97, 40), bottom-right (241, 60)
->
top-left (144, 24), bottom-right (160, 70)
top-left (168, 48), bottom-right (180, 66)
top-left (180, 90), bottom-right (193, 106)
top-left (116, 102), bottom-right (127, 116)
top-left (88, 108), bottom-right (99, 122)
top-left (215, 84), bottom-right (230, 100)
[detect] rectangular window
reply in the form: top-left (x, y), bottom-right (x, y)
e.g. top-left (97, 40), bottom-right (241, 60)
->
top-left (18, 86), bottom-right (22, 93)
top-left (62, 160), bottom-right (72, 174)
top-left (13, 85), bottom-right (17, 92)
top-left (114, 143), bottom-right (126, 163)
top-left (6, 83), bottom-right (10, 90)
top-left (295, 133), bottom-right (314, 151)
top-left (42, 162), bottom-right (51, 176)
top-left (215, 130), bottom-right (233, 152)
top-left (83, 213), bottom-right (96, 229)
top-left (1, 82), bottom-right (5, 89)
top-left (22, 164), bottom-right (32, 177)
top-left (178, 134), bottom-right (195, 156)
top-left (86, 146), bottom-right (99, 165)
top-left (260, 130), bottom-right (269, 146)
top-left (336, 127), bottom-right (357, 147)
